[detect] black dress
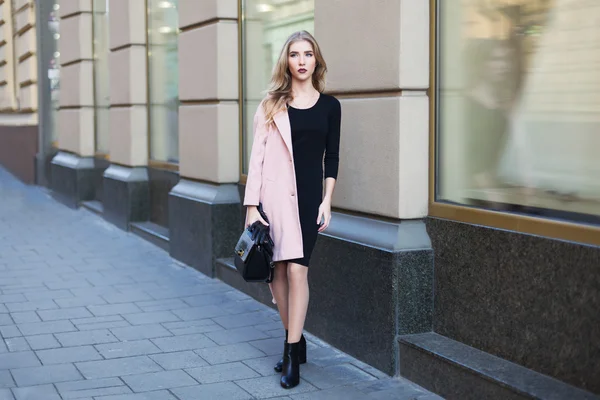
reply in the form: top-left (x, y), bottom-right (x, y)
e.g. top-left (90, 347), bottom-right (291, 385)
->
top-left (286, 93), bottom-right (341, 267)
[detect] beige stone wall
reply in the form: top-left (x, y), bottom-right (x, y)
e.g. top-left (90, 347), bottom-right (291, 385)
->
top-left (57, 0), bottom-right (95, 155)
top-left (178, 0), bottom-right (239, 183)
top-left (107, 0), bottom-right (148, 166)
top-left (315, 0), bottom-right (430, 219)
top-left (0, 0), bottom-right (38, 124)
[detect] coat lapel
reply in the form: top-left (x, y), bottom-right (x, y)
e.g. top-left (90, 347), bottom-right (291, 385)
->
top-left (273, 109), bottom-right (293, 157)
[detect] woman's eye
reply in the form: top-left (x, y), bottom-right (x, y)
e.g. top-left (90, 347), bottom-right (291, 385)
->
top-left (290, 54), bottom-right (297, 57)
top-left (306, 53), bottom-right (313, 57)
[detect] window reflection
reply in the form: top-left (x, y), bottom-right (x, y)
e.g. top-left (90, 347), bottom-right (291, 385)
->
top-left (437, 0), bottom-right (600, 223)
top-left (241, 0), bottom-right (315, 174)
top-left (92, 0), bottom-right (110, 154)
top-left (148, 0), bottom-right (179, 164)
top-left (48, 2), bottom-right (60, 144)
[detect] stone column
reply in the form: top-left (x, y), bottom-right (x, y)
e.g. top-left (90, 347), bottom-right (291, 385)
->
top-left (306, 0), bottom-right (433, 376)
top-left (168, 0), bottom-right (240, 277)
top-left (50, 0), bottom-right (104, 207)
top-left (101, 0), bottom-right (150, 230)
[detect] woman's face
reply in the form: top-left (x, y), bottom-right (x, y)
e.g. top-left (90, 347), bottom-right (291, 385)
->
top-left (288, 40), bottom-right (316, 82)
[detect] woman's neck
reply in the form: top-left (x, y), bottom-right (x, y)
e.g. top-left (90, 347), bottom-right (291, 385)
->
top-left (291, 79), bottom-right (317, 97)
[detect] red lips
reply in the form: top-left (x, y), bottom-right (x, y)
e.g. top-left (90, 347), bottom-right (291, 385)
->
top-left (298, 69), bottom-right (307, 73)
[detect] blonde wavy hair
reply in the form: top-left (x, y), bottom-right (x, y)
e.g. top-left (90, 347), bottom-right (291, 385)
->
top-left (262, 31), bottom-right (327, 125)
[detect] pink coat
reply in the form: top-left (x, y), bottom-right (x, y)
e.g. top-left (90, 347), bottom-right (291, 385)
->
top-left (244, 104), bottom-right (304, 262)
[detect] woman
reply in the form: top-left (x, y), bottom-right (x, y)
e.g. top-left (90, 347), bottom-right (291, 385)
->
top-left (244, 30), bottom-right (341, 389)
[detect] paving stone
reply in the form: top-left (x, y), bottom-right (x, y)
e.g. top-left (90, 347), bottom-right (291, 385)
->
top-left (0, 315), bottom-right (13, 326)
top-left (0, 388), bottom-right (13, 400)
top-left (135, 299), bottom-right (189, 312)
top-left (11, 384), bottom-right (62, 400)
top-left (235, 375), bottom-right (318, 399)
top-left (122, 370), bottom-right (198, 392)
top-left (9, 312), bottom-right (40, 324)
top-left (151, 333), bottom-right (217, 352)
top-left (196, 342), bottom-right (266, 365)
top-left (87, 391), bottom-right (177, 400)
top-left (36, 345), bottom-right (102, 364)
top-left (76, 356), bottom-right (163, 379)
top-left (242, 355), bottom-right (281, 376)
top-left (25, 334), bottom-right (61, 350)
top-left (290, 385), bottom-right (369, 400)
top-left (122, 311), bottom-right (180, 326)
top-left (4, 338), bottom-right (29, 352)
top-left (171, 305), bottom-right (228, 321)
top-left (172, 382), bottom-right (254, 400)
top-left (0, 327), bottom-right (21, 339)
top-left (55, 329), bottom-right (118, 347)
top-left (56, 377), bottom-right (132, 399)
top-left (37, 307), bottom-right (93, 321)
top-left (25, 289), bottom-right (73, 301)
top-left (248, 337), bottom-right (287, 357)
top-left (95, 339), bottom-right (162, 359)
top-left (11, 363), bottom-right (83, 386)
top-left (17, 320), bottom-right (76, 336)
top-left (205, 327), bottom-right (270, 345)
top-left (0, 351), bottom-right (41, 370)
top-left (54, 295), bottom-right (107, 308)
top-left (300, 363), bottom-right (377, 390)
top-left (87, 303), bottom-right (142, 317)
top-left (109, 324), bottom-right (172, 341)
top-left (0, 371), bottom-right (14, 388)
top-left (5, 301), bottom-right (58, 313)
top-left (149, 351), bottom-right (208, 370)
top-left (0, 294), bottom-right (25, 304)
top-left (161, 319), bottom-right (223, 336)
top-left (185, 361), bottom-right (260, 384)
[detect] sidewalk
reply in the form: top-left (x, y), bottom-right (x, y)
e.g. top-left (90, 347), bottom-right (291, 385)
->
top-left (0, 166), bottom-right (442, 400)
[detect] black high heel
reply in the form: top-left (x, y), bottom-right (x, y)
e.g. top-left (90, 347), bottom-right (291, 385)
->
top-left (280, 340), bottom-right (301, 389)
top-left (274, 331), bottom-right (306, 372)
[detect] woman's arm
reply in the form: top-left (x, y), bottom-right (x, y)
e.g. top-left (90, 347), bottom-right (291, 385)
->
top-left (318, 99), bottom-right (341, 232)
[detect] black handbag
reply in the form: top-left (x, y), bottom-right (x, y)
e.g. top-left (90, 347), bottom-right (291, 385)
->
top-left (234, 204), bottom-right (275, 283)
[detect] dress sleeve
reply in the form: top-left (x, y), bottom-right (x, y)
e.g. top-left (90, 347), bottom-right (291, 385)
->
top-left (324, 98), bottom-right (341, 180)
top-left (244, 106), bottom-right (268, 206)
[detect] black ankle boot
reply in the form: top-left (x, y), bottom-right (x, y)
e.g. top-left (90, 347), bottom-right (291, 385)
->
top-left (274, 331), bottom-right (306, 372)
top-left (280, 340), bottom-right (301, 389)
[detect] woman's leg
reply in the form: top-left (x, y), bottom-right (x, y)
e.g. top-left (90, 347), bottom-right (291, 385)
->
top-left (271, 262), bottom-right (289, 329)
top-left (287, 262), bottom-right (309, 343)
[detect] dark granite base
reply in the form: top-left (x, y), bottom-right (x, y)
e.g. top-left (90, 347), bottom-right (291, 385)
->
top-left (427, 217), bottom-right (600, 394)
top-left (49, 152), bottom-right (105, 208)
top-left (93, 157), bottom-right (110, 203)
top-left (0, 125), bottom-right (38, 184)
top-left (169, 179), bottom-right (241, 277)
top-left (399, 332), bottom-right (599, 400)
top-left (149, 167), bottom-right (179, 228)
top-left (102, 165), bottom-right (150, 231)
top-left (35, 146), bottom-right (58, 187)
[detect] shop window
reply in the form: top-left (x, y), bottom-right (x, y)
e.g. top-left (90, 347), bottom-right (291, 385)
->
top-left (435, 0), bottom-right (600, 227)
top-left (241, 0), bottom-right (315, 175)
top-left (48, 1), bottom-right (60, 144)
top-left (147, 0), bottom-right (179, 164)
top-left (92, 0), bottom-right (109, 155)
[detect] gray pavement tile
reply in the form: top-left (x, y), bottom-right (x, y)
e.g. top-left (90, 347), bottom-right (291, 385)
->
top-left (235, 375), bottom-right (318, 399)
top-left (306, 346), bottom-right (354, 368)
top-left (54, 295), bottom-right (107, 308)
top-left (101, 291), bottom-right (154, 304)
top-left (185, 361), bottom-right (260, 384)
top-left (301, 363), bottom-right (377, 390)
top-left (122, 370), bottom-right (198, 392)
top-left (0, 326), bottom-right (21, 339)
top-left (24, 334), bottom-right (61, 350)
top-left (4, 338), bottom-right (29, 352)
top-left (149, 351), bottom-right (208, 370)
top-left (24, 289), bottom-right (73, 301)
top-left (0, 351), bottom-right (41, 370)
top-left (290, 385), bottom-right (368, 400)
top-left (45, 279), bottom-right (92, 290)
top-left (37, 307), bottom-right (94, 321)
top-left (11, 363), bottom-right (83, 386)
top-left (11, 384), bottom-right (62, 400)
top-left (74, 320), bottom-right (131, 331)
top-left (75, 356), bottom-right (163, 379)
top-left (171, 305), bottom-right (228, 321)
top-left (122, 311), bottom-right (180, 326)
top-left (242, 355), bottom-right (281, 376)
top-left (55, 329), bottom-right (118, 347)
top-left (180, 293), bottom-right (230, 307)
top-left (134, 299), bottom-right (189, 312)
top-left (56, 377), bottom-right (132, 399)
top-left (0, 294), bottom-right (26, 304)
top-left (205, 326), bottom-right (270, 345)
top-left (17, 320), bottom-right (76, 336)
top-left (213, 311), bottom-right (275, 330)
top-left (70, 315), bottom-right (124, 326)
top-left (151, 333), bottom-right (217, 352)
top-left (249, 337), bottom-right (286, 357)
top-left (9, 312), bottom-right (40, 324)
top-left (171, 382), bottom-right (254, 400)
top-left (110, 324), bottom-right (172, 341)
top-left (161, 319), bottom-right (223, 336)
top-left (36, 345), bottom-right (103, 364)
top-left (0, 388), bottom-right (13, 400)
top-left (221, 299), bottom-right (267, 315)
top-left (0, 371), bottom-right (14, 388)
top-left (90, 391), bottom-right (178, 399)
top-left (95, 339), bottom-right (162, 359)
top-left (5, 300), bottom-right (58, 313)
top-left (196, 342), bottom-right (267, 365)
top-left (87, 303), bottom-right (142, 317)
top-left (0, 315), bottom-right (14, 326)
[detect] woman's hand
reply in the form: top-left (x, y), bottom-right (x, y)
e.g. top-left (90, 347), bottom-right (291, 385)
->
top-left (245, 206), bottom-right (269, 228)
top-left (317, 199), bottom-right (332, 232)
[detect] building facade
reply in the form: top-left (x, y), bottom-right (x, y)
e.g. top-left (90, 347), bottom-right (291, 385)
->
top-left (0, 0), bottom-right (598, 398)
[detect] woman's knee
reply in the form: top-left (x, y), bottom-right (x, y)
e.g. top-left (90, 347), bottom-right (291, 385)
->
top-left (287, 263), bottom-right (308, 284)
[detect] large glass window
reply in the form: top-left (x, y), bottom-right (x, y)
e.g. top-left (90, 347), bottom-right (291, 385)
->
top-left (436, 0), bottom-right (600, 225)
top-left (48, 2), bottom-right (60, 145)
top-left (92, 0), bottom-right (110, 155)
top-left (241, 0), bottom-right (315, 174)
top-left (147, 0), bottom-right (179, 164)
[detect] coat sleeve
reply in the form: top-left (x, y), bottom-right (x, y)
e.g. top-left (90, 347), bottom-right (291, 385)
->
top-left (243, 106), bottom-right (268, 206)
